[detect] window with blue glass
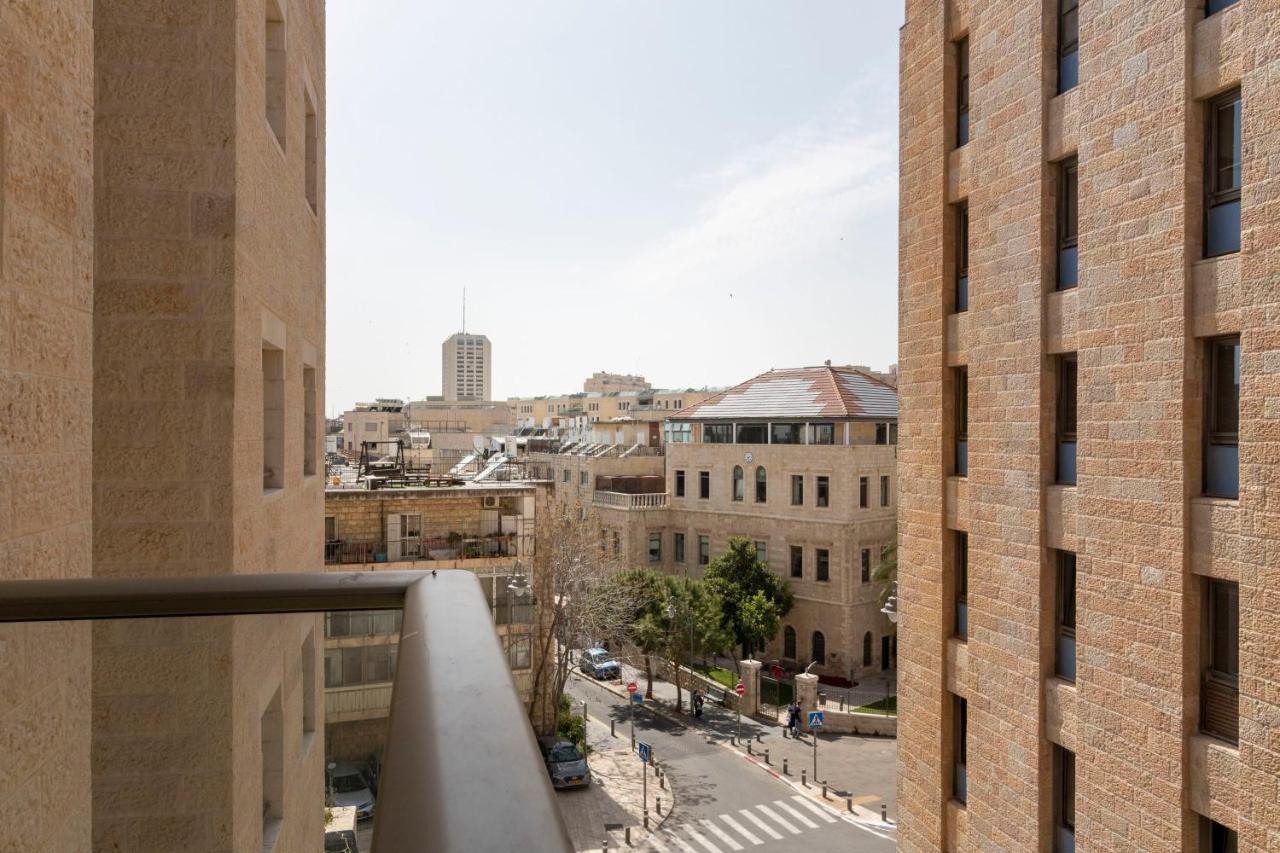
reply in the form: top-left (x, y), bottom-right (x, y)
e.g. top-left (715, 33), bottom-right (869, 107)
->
top-left (1204, 336), bottom-right (1240, 498)
top-left (1055, 550), bottom-right (1076, 682)
top-left (1206, 0), bottom-right (1240, 17)
top-left (1057, 158), bottom-right (1078, 290)
top-left (1203, 579), bottom-right (1239, 744)
top-left (1055, 746), bottom-right (1076, 853)
top-left (956, 38), bottom-right (970, 147)
top-left (1056, 355), bottom-right (1078, 485)
top-left (1205, 89), bottom-right (1241, 258)
top-left (952, 694), bottom-right (967, 804)
top-left (954, 367), bottom-right (969, 476)
top-left (954, 532), bottom-right (968, 641)
top-left (1057, 0), bottom-right (1079, 94)
top-left (955, 202), bottom-right (969, 312)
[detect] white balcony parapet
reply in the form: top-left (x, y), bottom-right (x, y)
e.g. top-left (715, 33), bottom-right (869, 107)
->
top-left (591, 491), bottom-right (668, 509)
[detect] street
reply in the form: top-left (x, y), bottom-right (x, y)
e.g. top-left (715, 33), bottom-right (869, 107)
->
top-left (565, 672), bottom-right (896, 853)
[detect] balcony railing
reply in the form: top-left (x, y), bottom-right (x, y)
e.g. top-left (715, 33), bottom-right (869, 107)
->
top-left (326, 533), bottom-right (523, 565)
top-left (592, 490), bottom-right (668, 509)
top-left (326, 682), bottom-right (394, 722)
top-left (0, 570), bottom-right (572, 853)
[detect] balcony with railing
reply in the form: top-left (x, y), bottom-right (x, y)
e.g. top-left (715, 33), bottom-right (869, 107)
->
top-left (592, 490), bottom-right (668, 510)
top-left (0, 570), bottom-right (572, 852)
top-left (326, 532), bottom-right (524, 565)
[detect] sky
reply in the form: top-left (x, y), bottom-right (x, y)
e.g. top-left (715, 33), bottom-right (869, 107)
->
top-left (326, 1), bottom-right (905, 415)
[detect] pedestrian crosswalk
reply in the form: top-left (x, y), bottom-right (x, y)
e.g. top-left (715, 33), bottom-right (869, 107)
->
top-left (643, 796), bottom-right (838, 851)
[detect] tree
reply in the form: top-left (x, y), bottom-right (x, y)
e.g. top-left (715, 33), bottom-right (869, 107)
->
top-left (703, 537), bottom-right (794, 662)
top-left (610, 567), bottom-right (670, 698)
top-left (872, 543), bottom-right (897, 612)
top-left (527, 509), bottom-right (632, 730)
top-left (660, 575), bottom-right (732, 712)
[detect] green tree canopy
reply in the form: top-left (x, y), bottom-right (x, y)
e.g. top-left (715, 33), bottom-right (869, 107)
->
top-left (703, 537), bottom-right (794, 660)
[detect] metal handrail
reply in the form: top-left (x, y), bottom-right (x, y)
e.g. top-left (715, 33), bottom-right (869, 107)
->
top-left (0, 570), bottom-right (572, 853)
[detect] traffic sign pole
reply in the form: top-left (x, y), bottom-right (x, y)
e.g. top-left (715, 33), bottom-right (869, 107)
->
top-left (734, 682), bottom-right (746, 745)
top-left (627, 682), bottom-right (638, 749)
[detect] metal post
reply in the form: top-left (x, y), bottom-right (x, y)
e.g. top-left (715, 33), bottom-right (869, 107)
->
top-left (846, 796), bottom-right (853, 813)
top-left (764, 749), bottom-right (770, 765)
top-left (630, 700), bottom-right (635, 750)
top-left (625, 827), bottom-right (631, 845)
top-left (813, 726), bottom-right (818, 783)
top-left (583, 699), bottom-right (588, 722)
top-left (642, 758), bottom-right (648, 830)
top-left (611, 719), bottom-right (615, 737)
top-left (736, 703), bottom-right (741, 747)
top-left (783, 757), bottom-right (789, 775)
top-left (747, 742), bottom-right (752, 756)
top-left (881, 803), bottom-right (888, 822)
top-left (822, 782), bottom-right (828, 799)
top-left (802, 769), bottom-right (807, 787)
top-left (657, 797), bottom-right (662, 815)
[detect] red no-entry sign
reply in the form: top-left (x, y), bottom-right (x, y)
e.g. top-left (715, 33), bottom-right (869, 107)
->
top-left (734, 682), bottom-right (746, 697)
top-left (626, 681), bottom-right (638, 694)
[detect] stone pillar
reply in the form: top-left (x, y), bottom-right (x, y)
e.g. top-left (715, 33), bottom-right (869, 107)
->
top-left (739, 659), bottom-right (762, 717)
top-left (795, 672), bottom-right (819, 730)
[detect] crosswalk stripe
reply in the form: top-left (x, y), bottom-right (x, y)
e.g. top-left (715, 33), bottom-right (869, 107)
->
top-left (772, 799), bottom-right (820, 829)
top-left (790, 795), bottom-right (838, 823)
top-left (737, 809), bottom-right (783, 840)
top-left (754, 803), bottom-right (801, 835)
top-left (662, 830), bottom-right (699, 853)
top-left (718, 814), bottom-right (762, 846)
top-left (699, 818), bottom-right (744, 851)
top-left (683, 825), bottom-right (722, 853)
top-left (644, 834), bottom-right (672, 852)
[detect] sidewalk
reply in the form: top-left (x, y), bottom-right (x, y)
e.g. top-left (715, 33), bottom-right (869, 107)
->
top-left (597, 659), bottom-right (898, 822)
top-left (556, 716), bottom-right (676, 851)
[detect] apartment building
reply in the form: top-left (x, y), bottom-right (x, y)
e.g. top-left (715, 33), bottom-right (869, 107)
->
top-left (511, 387), bottom-right (715, 435)
top-left (323, 481), bottom-right (555, 756)
top-left (584, 371), bottom-right (652, 393)
top-left (666, 366), bottom-right (899, 682)
top-left (342, 399), bottom-right (407, 454)
top-left (442, 332), bottom-right (492, 401)
top-left (898, 1), bottom-right (1276, 851)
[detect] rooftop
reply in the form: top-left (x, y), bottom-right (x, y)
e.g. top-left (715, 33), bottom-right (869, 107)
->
top-left (674, 365), bottom-right (898, 421)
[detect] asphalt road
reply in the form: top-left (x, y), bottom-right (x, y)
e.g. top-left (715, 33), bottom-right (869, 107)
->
top-left (566, 675), bottom-right (896, 853)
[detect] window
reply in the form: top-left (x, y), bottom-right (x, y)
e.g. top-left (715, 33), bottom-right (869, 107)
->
top-left (580, 470), bottom-right (588, 486)
top-left (1203, 579), bottom-right (1239, 743)
top-left (1057, 0), bottom-right (1079, 93)
top-left (956, 38), bottom-right (970, 147)
top-left (1206, 0), bottom-right (1240, 15)
top-left (771, 423), bottom-right (803, 444)
top-left (1057, 158), bottom-right (1078, 290)
top-left (674, 532), bottom-right (685, 563)
top-left (1054, 746), bottom-right (1076, 851)
top-left (364, 422), bottom-right (377, 432)
top-left (816, 476), bottom-right (830, 508)
top-left (648, 532), bottom-right (662, 563)
top-left (675, 469), bottom-right (685, 497)
top-left (506, 634), bottom-right (531, 670)
top-left (1057, 355), bottom-right (1078, 485)
top-left (301, 631), bottom-right (316, 750)
top-left (262, 345), bottom-right (284, 491)
top-left (1201, 818), bottom-right (1238, 853)
top-left (755, 467), bottom-right (767, 502)
top-left (304, 89), bottom-right (318, 213)
top-left (816, 549), bottom-right (829, 582)
top-left (952, 694), bottom-right (968, 804)
top-left (1056, 551), bottom-right (1077, 681)
top-left (863, 632), bottom-right (873, 667)
top-left (735, 423), bottom-right (767, 444)
top-left (325, 516), bottom-right (335, 541)
top-left (880, 475), bottom-right (891, 507)
top-left (754, 541), bottom-right (767, 567)
top-left (861, 549), bottom-right (871, 583)
top-left (789, 546), bottom-right (803, 579)
top-left (810, 424), bottom-right (835, 445)
top-left (791, 475), bottom-right (804, 506)
top-left (265, 0), bottom-right (286, 148)
top-left (859, 476), bottom-right (869, 508)
top-left (262, 686), bottom-right (284, 849)
top-left (562, 469), bottom-right (570, 483)
top-left (699, 470), bottom-right (710, 500)
top-left (955, 533), bottom-right (968, 640)
top-left (1205, 89), bottom-right (1242, 257)
top-left (1204, 336), bottom-right (1240, 498)
top-left (698, 535), bottom-right (710, 566)
top-left (612, 531), bottom-right (620, 555)
top-left (703, 423), bottom-right (733, 443)
top-left (956, 202), bottom-right (969, 311)
top-left (303, 366), bottom-right (316, 475)
top-left (811, 631), bottom-right (826, 665)
top-left (783, 626), bottom-right (796, 660)
top-left (665, 422), bottom-right (692, 443)
top-left (954, 367), bottom-right (969, 476)
top-left (732, 465), bottom-right (744, 501)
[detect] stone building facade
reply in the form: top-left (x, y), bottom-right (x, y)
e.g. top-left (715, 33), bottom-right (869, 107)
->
top-left (898, 1), bottom-right (1278, 851)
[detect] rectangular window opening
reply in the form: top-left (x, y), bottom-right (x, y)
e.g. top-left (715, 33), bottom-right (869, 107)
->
top-left (261, 686), bottom-right (284, 851)
top-left (954, 367), bottom-right (969, 477)
top-left (954, 532), bottom-right (968, 640)
top-left (1056, 355), bottom-right (1078, 485)
top-left (956, 202), bottom-right (969, 311)
top-left (790, 546), bottom-right (803, 579)
top-left (1055, 550), bottom-right (1077, 681)
top-left (816, 476), bottom-right (829, 508)
top-left (1058, 0), bottom-right (1079, 93)
top-left (859, 476), bottom-right (869, 508)
top-left (816, 548), bottom-right (829, 582)
top-left (304, 90), bottom-right (318, 213)
top-left (791, 475), bottom-right (804, 506)
top-left (265, 0), bottom-right (286, 148)
top-left (1204, 336), bottom-right (1240, 498)
top-left (1057, 158), bottom-right (1079, 290)
top-left (956, 38), bottom-right (970, 147)
top-left (263, 345), bottom-right (285, 491)
top-left (1202, 578), bottom-right (1239, 744)
top-left (1204, 89), bottom-right (1241, 258)
top-left (302, 365), bottom-right (316, 476)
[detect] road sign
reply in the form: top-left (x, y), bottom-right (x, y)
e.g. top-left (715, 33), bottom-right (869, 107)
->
top-left (808, 710), bottom-right (825, 728)
top-left (734, 682), bottom-right (746, 697)
top-left (626, 681), bottom-right (638, 695)
top-left (630, 692), bottom-right (643, 703)
top-left (637, 742), bottom-right (651, 763)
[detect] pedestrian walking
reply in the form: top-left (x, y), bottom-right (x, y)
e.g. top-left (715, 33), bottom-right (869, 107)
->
top-left (786, 701), bottom-right (800, 737)
top-left (692, 690), bottom-right (704, 719)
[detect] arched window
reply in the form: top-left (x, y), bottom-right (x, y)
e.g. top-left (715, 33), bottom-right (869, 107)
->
top-left (783, 626), bottom-right (796, 660)
top-left (812, 631), bottom-right (826, 665)
top-left (863, 631), bottom-right (873, 667)
top-left (732, 465), bottom-right (744, 501)
top-left (756, 466), bottom-right (767, 502)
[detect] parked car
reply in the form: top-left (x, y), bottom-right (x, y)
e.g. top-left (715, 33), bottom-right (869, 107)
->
top-left (579, 648), bottom-right (620, 680)
top-left (538, 737), bottom-right (590, 789)
top-left (327, 762), bottom-right (375, 822)
top-left (362, 750), bottom-right (383, 798)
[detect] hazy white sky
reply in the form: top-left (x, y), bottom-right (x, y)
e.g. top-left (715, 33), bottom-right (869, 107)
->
top-left (326, 2), bottom-right (905, 414)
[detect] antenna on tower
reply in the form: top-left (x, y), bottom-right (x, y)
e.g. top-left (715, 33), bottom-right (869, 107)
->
top-left (461, 288), bottom-right (466, 334)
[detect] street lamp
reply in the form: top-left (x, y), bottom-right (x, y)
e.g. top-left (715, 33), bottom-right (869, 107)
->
top-left (881, 582), bottom-right (899, 624)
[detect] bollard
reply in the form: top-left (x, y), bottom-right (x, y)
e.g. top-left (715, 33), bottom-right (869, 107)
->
top-left (802, 769), bottom-right (807, 787)
top-left (643, 810), bottom-right (649, 831)
top-left (747, 742), bottom-right (753, 755)
top-left (764, 749), bottom-right (770, 765)
top-left (822, 782), bottom-right (828, 799)
top-left (657, 797), bottom-right (662, 815)
top-left (603, 838), bottom-right (609, 852)
top-left (782, 727), bottom-right (788, 739)
top-left (756, 732), bottom-right (763, 742)
top-left (660, 773), bottom-right (665, 790)
top-left (611, 719), bottom-right (616, 737)
top-left (846, 796), bottom-right (853, 813)
top-left (783, 757), bottom-right (789, 776)
top-left (881, 804), bottom-right (888, 822)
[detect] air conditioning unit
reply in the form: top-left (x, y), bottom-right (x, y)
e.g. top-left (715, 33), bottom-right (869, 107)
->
top-left (482, 496), bottom-right (499, 509)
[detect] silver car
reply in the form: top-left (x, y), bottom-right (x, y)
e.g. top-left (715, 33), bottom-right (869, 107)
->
top-left (539, 738), bottom-right (590, 789)
top-left (328, 763), bottom-right (375, 822)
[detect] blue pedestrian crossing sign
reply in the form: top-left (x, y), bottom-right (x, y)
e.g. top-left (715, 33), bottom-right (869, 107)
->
top-left (638, 742), bottom-right (651, 763)
top-left (630, 692), bottom-right (643, 703)
top-left (808, 711), bottom-right (825, 728)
